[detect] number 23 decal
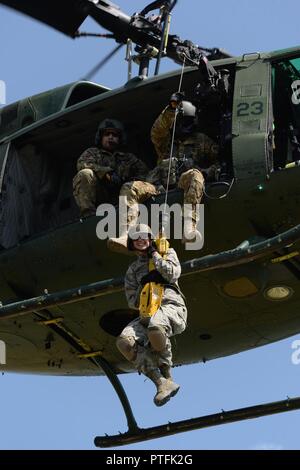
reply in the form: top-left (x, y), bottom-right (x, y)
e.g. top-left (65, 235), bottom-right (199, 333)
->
top-left (237, 101), bottom-right (264, 117)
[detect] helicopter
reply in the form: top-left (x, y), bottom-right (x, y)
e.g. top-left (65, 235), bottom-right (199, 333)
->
top-left (1, 0), bottom-right (300, 449)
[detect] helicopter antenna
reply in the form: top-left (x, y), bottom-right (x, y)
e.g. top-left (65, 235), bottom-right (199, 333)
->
top-left (81, 43), bottom-right (124, 81)
top-left (154, 2), bottom-right (174, 75)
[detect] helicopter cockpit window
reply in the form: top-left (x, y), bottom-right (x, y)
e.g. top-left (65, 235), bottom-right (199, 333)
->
top-left (272, 56), bottom-right (300, 169)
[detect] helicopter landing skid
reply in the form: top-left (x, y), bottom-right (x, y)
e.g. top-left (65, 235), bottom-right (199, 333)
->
top-left (94, 394), bottom-right (300, 448)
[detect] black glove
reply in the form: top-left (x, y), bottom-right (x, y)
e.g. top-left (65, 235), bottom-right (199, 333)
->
top-left (202, 165), bottom-right (220, 182)
top-left (178, 157), bottom-right (194, 173)
top-left (141, 270), bottom-right (166, 286)
top-left (170, 91), bottom-right (185, 108)
top-left (147, 240), bottom-right (158, 257)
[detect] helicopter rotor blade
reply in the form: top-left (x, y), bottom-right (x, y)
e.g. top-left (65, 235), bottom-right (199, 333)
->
top-left (140, 0), bottom-right (178, 16)
top-left (0, 0), bottom-right (89, 37)
top-left (0, 0), bottom-right (231, 70)
top-left (81, 43), bottom-right (124, 81)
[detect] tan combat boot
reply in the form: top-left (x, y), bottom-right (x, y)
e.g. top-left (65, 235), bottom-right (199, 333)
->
top-left (160, 364), bottom-right (180, 391)
top-left (107, 202), bottom-right (138, 254)
top-left (146, 369), bottom-right (180, 407)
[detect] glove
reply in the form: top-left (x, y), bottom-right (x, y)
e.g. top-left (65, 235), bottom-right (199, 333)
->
top-left (106, 172), bottom-right (122, 186)
top-left (141, 269), bottom-right (166, 286)
top-left (170, 91), bottom-right (185, 109)
top-left (159, 158), bottom-right (177, 186)
top-left (147, 240), bottom-right (158, 257)
top-left (202, 164), bottom-right (220, 182)
top-left (178, 157), bottom-right (194, 173)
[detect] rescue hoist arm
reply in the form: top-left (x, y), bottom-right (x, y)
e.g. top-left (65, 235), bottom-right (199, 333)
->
top-left (87, 1), bottom-right (232, 65)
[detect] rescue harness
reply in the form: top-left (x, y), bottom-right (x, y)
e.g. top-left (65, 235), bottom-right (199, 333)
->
top-left (139, 236), bottom-right (169, 318)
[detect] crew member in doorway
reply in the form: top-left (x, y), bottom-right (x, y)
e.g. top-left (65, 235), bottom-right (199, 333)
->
top-left (149, 92), bottom-right (220, 242)
top-left (108, 94), bottom-right (219, 253)
top-left (73, 119), bottom-right (148, 218)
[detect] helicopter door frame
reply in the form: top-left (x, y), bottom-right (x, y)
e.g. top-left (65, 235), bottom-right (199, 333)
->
top-left (232, 56), bottom-right (273, 180)
top-left (0, 141), bottom-right (10, 194)
top-left (271, 54), bottom-right (300, 170)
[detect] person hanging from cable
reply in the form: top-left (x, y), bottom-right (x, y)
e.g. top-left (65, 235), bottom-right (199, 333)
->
top-left (116, 223), bottom-right (187, 407)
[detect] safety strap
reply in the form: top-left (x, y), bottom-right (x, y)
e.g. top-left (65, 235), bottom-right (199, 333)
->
top-left (139, 237), bottom-right (169, 318)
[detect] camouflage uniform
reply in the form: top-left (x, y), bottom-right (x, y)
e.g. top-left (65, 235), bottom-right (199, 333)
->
top-left (73, 147), bottom-right (148, 214)
top-left (113, 105), bottom-right (219, 221)
top-left (120, 248), bottom-right (187, 374)
top-left (149, 105), bottom-right (219, 200)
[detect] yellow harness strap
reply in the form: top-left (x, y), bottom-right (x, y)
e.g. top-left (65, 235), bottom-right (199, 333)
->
top-left (139, 237), bottom-right (169, 319)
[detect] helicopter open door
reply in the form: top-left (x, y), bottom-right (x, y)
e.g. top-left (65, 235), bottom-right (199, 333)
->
top-left (272, 54), bottom-right (300, 169)
top-left (232, 54), bottom-right (273, 180)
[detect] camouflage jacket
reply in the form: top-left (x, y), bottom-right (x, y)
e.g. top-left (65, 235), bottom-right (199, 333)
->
top-left (125, 248), bottom-right (185, 311)
top-left (150, 106), bottom-right (219, 187)
top-left (76, 147), bottom-right (148, 182)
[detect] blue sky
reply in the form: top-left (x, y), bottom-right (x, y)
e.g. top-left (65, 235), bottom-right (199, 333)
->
top-left (1, 0), bottom-right (300, 450)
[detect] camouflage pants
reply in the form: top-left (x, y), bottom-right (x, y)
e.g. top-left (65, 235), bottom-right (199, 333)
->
top-left (73, 168), bottom-right (118, 213)
top-left (119, 302), bottom-right (187, 374)
top-left (73, 169), bottom-right (97, 213)
top-left (120, 181), bottom-right (158, 205)
top-left (73, 170), bottom-right (204, 213)
top-left (120, 170), bottom-right (204, 207)
top-left (178, 169), bottom-right (205, 205)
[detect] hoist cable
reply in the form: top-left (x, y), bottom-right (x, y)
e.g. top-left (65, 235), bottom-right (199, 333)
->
top-left (162, 57), bottom-right (186, 231)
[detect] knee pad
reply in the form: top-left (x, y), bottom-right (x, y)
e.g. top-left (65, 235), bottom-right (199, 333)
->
top-left (120, 181), bottom-right (156, 203)
top-left (116, 336), bottom-right (137, 361)
top-left (73, 168), bottom-right (96, 191)
top-left (78, 168), bottom-right (95, 180)
top-left (148, 327), bottom-right (167, 352)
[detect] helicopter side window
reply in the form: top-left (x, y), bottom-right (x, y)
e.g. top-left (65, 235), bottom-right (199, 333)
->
top-left (0, 142), bottom-right (37, 249)
top-left (272, 57), bottom-right (300, 170)
top-left (0, 141), bottom-right (79, 249)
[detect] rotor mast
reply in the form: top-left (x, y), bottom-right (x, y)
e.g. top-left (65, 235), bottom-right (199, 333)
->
top-left (86, 0), bottom-right (231, 74)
